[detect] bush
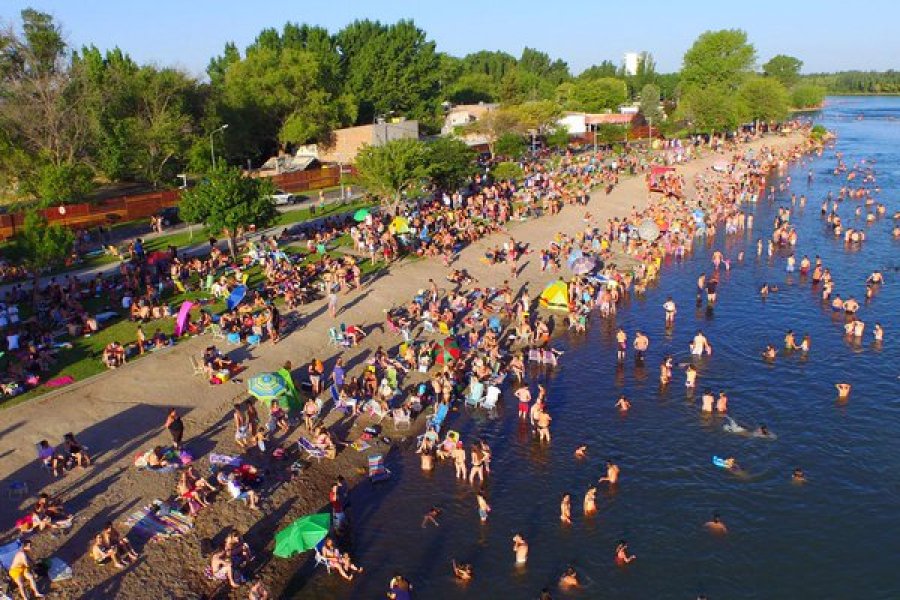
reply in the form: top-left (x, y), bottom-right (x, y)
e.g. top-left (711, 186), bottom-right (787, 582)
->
top-left (34, 162), bottom-right (95, 206)
top-left (791, 84), bottom-right (826, 109)
top-left (810, 124), bottom-right (829, 141)
top-left (491, 161), bottom-right (523, 182)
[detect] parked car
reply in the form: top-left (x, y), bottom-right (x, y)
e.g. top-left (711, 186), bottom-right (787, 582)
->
top-left (160, 206), bottom-right (180, 226)
top-left (270, 189), bottom-right (297, 205)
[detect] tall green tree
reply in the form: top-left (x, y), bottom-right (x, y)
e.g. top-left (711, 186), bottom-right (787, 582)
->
top-left (425, 137), bottom-right (474, 190)
top-left (179, 166), bottom-right (276, 255)
top-left (337, 20), bottom-right (440, 124)
top-left (640, 83), bottom-right (663, 123)
top-left (353, 138), bottom-right (429, 211)
top-left (578, 60), bottom-right (619, 80)
top-left (494, 133), bottom-right (527, 159)
top-left (13, 209), bottom-right (73, 303)
top-left (763, 54), bottom-right (803, 87)
top-left (559, 77), bottom-right (627, 112)
top-left (681, 29), bottom-right (756, 92)
top-left (677, 85), bottom-right (745, 133)
top-left (739, 76), bottom-right (791, 123)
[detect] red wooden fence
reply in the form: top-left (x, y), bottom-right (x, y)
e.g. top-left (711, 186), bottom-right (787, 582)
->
top-left (0, 165), bottom-right (346, 240)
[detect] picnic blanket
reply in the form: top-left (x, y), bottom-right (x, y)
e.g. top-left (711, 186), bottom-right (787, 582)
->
top-left (123, 501), bottom-right (193, 542)
top-left (209, 453), bottom-right (243, 468)
top-left (46, 375), bottom-right (75, 388)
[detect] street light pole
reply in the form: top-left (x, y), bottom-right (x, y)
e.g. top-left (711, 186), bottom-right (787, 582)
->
top-left (210, 124), bottom-right (229, 169)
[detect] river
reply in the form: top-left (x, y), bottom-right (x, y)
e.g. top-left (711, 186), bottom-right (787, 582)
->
top-left (294, 96), bottom-right (900, 599)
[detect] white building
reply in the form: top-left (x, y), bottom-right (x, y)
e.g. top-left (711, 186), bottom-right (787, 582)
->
top-left (623, 52), bottom-right (640, 77)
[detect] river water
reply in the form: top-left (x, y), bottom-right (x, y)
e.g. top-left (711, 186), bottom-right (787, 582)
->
top-left (294, 97), bottom-right (900, 599)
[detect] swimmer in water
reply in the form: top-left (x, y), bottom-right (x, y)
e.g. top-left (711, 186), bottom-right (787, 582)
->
top-left (560, 493), bottom-right (572, 524)
top-left (615, 395), bottom-right (632, 412)
top-left (559, 566), bottom-right (580, 588)
top-left (615, 540), bottom-right (636, 565)
top-left (716, 391), bottom-right (728, 413)
top-left (512, 534), bottom-right (529, 564)
top-left (452, 560), bottom-right (472, 581)
top-left (723, 457), bottom-right (740, 471)
top-left (835, 383), bottom-right (851, 399)
top-left (754, 423), bottom-right (773, 438)
top-left (599, 460), bottom-right (620, 485)
top-left (704, 512), bottom-right (728, 534)
top-left (763, 345), bottom-right (777, 360)
top-left (792, 467), bottom-right (806, 483)
top-left (574, 444), bottom-right (588, 459)
top-left (422, 506), bottom-right (442, 528)
top-left (583, 485), bottom-right (597, 515)
top-left (701, 390), bottom-right (715, 412)
top-left (685, 364), bottom-right (698, 389)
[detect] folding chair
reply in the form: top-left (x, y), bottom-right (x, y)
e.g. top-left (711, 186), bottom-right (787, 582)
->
top-left (368, 454), bottom-right (391, 483)
top-left (298, 437), bottom-right (326, 462)
top-left (465, 380), bottom-right (485, 408)
top-left (209, 323), bottom-right (226, 340)
top-left (247, 334), bottom-right (261, 349)
top-left (421, 320), bottom-right (436, 335)
top-left (391, 408), bottom-right (411, 431)
top-left (482, 385), bottom-right (501, 411)
top-left (313, 539), bottom-right (332, 573)
top-left (189, 355), bottom-right (206, 376)
top-left (328, 328), bottom-right (350, 347)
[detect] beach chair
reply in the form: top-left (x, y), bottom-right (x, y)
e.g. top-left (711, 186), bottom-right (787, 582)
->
top-left (328, 327), bottom-right (350, 347)
top-left (246, 334), bottom-right (261, 349)
top-left (298, 437), bottom-right (326, 463)
top-left (363, 400), bottom-right (388, 424)
top-left (428, 402), bottom-right (449, 433)
top-left (209, 323), bottom-right (226, 340)
top-left (226, 332), bottom-right (241, 345)
top-left (391, 408), bottom-right (411, 431)
top-left (313, 539), bottom-right (332, 573)
top-left (421, 320), bottom-right (436, 335)
top-left (368, 454), bottom-right (391, 483)
top-left (465, 380), bottom-right (486, 408)
top-left (437, 321), bottom-right (452, 336)
top-left (189, 355), bottom-right (205, 376)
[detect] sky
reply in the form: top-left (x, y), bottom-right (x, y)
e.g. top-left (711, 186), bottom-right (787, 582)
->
top-left (3, 0), bottom-right (898, 79)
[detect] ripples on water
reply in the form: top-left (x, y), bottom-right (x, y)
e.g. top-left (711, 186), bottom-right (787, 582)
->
top-left (295, 97), bottom-right (900, 599)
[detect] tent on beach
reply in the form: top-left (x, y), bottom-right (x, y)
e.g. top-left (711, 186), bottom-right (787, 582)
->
top-left (539, 280), bottom-right (569, 311)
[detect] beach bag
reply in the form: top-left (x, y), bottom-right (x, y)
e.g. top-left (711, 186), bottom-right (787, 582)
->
top-left (179, 450), bottom-right (194, 465)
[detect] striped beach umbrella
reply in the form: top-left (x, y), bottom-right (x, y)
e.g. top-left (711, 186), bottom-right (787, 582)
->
top-left (248, 372), bottom-right (287, 404)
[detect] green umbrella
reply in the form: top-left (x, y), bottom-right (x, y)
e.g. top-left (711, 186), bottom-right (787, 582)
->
top-left (274, 513), bottom-right (331, 558)
top-left (353, 208), bottom-right (370, 222)
top-left (248, 372), bottom-right (287, 406)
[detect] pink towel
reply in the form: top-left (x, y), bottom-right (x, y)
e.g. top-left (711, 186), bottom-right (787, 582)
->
top-left (46, 376), bottom-right (75, 388)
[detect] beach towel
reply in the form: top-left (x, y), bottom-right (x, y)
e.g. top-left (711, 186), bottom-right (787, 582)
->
top-left (209, 453), bottom-right (243, 467)
top-left (124, 501), bottom-right (193, 542)
top-left (46, 375), bottom-right (75, 388)
top-left (95, 311), bottom-right (119, 323)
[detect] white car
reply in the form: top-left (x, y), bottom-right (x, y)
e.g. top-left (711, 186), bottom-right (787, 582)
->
top-left (270, 189), bottom-right (297, 205)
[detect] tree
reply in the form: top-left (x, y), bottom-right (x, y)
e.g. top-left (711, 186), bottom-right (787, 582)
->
top-left (544, 127), bottom-right (570, 150)
top-left (34, 163), bottom-right (95, 206)
top-left (578, 61), bottom-right (619, 80)
top-left (561, 78), bottom-right (627, 112)
top-left (791, 84), bottom-right (825, 109)
top-left (518, 47), bottom-right (570, 86)
top-left (466, 107), bottom-right (525, 154)
top-left (179, 166), bottom-right (276, 256)
top-left (763, 54), bottom-right (803, 87)
top-left (0, 10), bottom-right (94, 199)
top-left (739, 76), bottom-right (791, 124)
top-left (337, 20), bottom-right (441, 124)
top-left (353, 138), bottom-right (429, 212)
top-left (13, 210), bottom-right (73, 303)
top-left (677, 85), bottom-right (745, 133)
top-left (514, 100), bottom-right (562, 132)
top-left (681, 29), bottom-right (756, 92)
top-left (640, 83), bottom-right (663, 123)
top-left (494, 133), bottom-right (527, 159)
top-left (425, 137), bottom-right (474, 190)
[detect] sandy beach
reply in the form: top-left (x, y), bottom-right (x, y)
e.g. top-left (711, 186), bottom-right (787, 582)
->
top-left (0, 131), bottom-right (807, 599)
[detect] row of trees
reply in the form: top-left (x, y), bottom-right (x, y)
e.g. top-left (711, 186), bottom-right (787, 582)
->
top-left (2, 8), bottom-right (828, 210)
top-left (801, 70), bottom-right (900, 95)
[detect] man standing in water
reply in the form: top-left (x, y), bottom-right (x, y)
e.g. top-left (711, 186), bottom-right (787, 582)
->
top-left (536, 407), bottom-right (552, 443)
top-left (512, 534), bottom-right (529, 564)
top-left (691, 331), bottom-right (712, 356)
top-left (616, 328), bottom-right (627, 361)
top-left (633, 331), bottom-right (649, 362)
top-left (663, 296), bottom-right (677, 326)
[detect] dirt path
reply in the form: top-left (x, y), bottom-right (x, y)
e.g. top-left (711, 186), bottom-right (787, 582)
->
top-left (0, 133), bottom-right (806, 599)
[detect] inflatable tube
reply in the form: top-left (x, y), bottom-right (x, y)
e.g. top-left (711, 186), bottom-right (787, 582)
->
top-left (712, 455), bottom-right (728, 469)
